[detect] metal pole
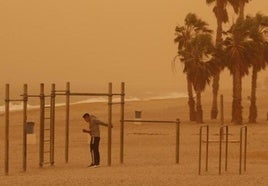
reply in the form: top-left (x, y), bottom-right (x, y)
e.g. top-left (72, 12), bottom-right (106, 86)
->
top-left (50, 84), bottom-right (56, 165)
top-left (239, 127), bottom-right (243, 174)
top-left (220, 95), bottom-right (224, 125)
top-left (39, 84), bottom-right (45, 167)
top-left (219, 128), bottom-right (222, 175)
top-left (198, 127), bottom-right (202, 175)
top-left (199, 125), bottom-right (208, 175)
top-left (244, 126), bottom-right (247, 172)
top-left (205, 125), bottom-right (209, 171)
top-left (5, 84), bottom-right (10, 175)
top-left (120, 82), bottom-right (125, 164)
top-left (176, 119), bottom-right (180, 164)
top-left (65, 82), bottom-right (70, 163)
top-left (22, 84), bottom-right (28, 172)
top-left (225, 126), bottom-right (228, 171)
top-left (108, 82), bottom-right (112, 166)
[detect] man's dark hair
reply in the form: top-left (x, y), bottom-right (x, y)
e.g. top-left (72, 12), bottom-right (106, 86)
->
top-left (83, 113), bottom-right (90, 118)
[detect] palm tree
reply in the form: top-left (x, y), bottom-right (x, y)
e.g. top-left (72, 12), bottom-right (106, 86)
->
top-left (174, 13), bottom-right (216, 123)
top-left (205, 0), bottom-right (239, 119)
top-left (185, 34), bottom-right (218, 123)
top-left (222, 19), bottom-right (256, 124)
top-left (246, 14), bottom-right (268, 123)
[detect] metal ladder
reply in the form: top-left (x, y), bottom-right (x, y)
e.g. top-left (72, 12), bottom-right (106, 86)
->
top-left (39, 84), bottom-right (55, 167)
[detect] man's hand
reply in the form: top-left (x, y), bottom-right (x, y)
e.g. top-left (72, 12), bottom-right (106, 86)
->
top-left (82, 129), bottom-right (90, 134)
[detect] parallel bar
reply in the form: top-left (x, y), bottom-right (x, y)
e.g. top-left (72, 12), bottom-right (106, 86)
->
top-left (239, 126), bottom-right (247, 174)
top-left (55, 90), bottom-right (67, 92)
top-left (120, 82), bottom-right (125, 164)
top-left (22, 84), bottom-right (28, 172)
top-left (65, 82), bottom-right (70, 163)
top-left (5, 84), bottom-right (10, 175)
top-left (111, 102), bottom-right (122, 105)
top-left (107, 83), bottom-right (112, 166)
top-left (198, 125), bottom-right (209, 175)
top-left (219, 125), bottom-right (228, 175)
top-left (123, 119), bottom-right (177, 124)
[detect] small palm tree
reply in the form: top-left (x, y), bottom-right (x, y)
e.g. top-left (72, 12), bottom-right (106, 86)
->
top-left (174, 13), bottom-right (216, 123)
top-left (222, 19), bottom-right (257, 124)
top-left (246, 14), bottom-right (268, 123)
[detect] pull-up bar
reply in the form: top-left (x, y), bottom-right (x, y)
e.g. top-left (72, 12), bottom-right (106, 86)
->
top-left (120, 119), bottom-right (181, 164)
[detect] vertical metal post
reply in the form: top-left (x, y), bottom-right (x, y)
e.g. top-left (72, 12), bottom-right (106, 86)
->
top-left (199, 125), bottom-right (209, 175)
top-left (39, 84), bottom-right (45, 167)
top-left (225, 126), bottom-right (228, 171)
top-left (239, 126), bottom-right (247, 174)
top-left (205, 126), bottom-right (209, 171)
top-left (219, 128), bottom-right (222, 175)
top-left (175, 119), bottom-right (180, 164)
top-left (219, 125), bottom-right (228, 175)
top-left (120, 82), bottom-right (125, 164)
top-left (50, 84), bottom-right (56, 165)
top-left (108, 82), bottom-right (112, 166)
top-left (65, 82), bottom-right (70, 163)
top-left (198, 127), bottom-right (202, 175)
top-left (220, 95), bottom-right (224, 125)
top-left (244, 126), bottom-right (247, 172)
top-left (5, 84), bottom-right (10, 175)
top-left (22, 84), bottom-right (28, 172)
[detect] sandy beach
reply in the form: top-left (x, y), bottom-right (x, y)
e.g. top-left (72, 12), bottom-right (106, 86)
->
top-left (0, 93), bottom-right (267, 186)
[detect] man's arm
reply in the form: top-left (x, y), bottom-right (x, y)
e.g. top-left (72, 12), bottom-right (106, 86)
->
top-left (82, 129), bottom-right (91, 134)
top-left (94, 119), bottom-right (113, 128)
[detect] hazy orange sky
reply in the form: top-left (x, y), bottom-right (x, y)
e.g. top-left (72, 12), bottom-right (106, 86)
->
top-left (0, 0), bottom-right (267, 96)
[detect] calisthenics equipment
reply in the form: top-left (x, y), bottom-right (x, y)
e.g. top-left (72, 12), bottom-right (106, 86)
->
top-left (198, 125), bottom-right (247, 175)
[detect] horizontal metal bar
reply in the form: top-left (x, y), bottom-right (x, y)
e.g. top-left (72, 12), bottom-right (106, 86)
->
top-left (122, 119), bottom-right (178, 124)
top-left (55, 90), bottom-right (67, 92)
top-left (55, 93), bottom-right (67, 96)
top-left (202, 140), bottom-right (240, 143)
top-left (111, 102), bottom-right (122, 105)
top-left (70, 92), bottom-right (110, 96)
top-left (25, 94), bottom-right (41, 98)
top-left (7, 99), bottom-right (24, 102)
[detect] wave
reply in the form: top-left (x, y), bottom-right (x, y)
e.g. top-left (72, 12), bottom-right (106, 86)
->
top-left (0, 92), bottom-right (187, 113)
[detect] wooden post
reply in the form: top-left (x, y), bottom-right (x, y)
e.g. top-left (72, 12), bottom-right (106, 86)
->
top-left (175, 119), bottom-right (180, 164)
top-left (39, 84), bottom-right (45, 167)
top-left (65, 82), bottom-right (70, 163)
top-left (108, 82), bottom-right (112, 166)
top-left (5, 84), bottom-right (10, 175)
top-left (220, 95), bottom-right (224, 125)
top-left (22, 84), bottom-right (28, 172)
top-left (120, 82), bottom-right (125, 164)
top-left (50, 84), bottom-right (56, 165)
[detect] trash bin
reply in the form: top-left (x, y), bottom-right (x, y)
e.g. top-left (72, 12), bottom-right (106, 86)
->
top-left (135, 111), bottom-right (142, 119)
top-left (134, 110), bottom-right (142, 124)
top-left (26, 122), bottom-right (35, 134)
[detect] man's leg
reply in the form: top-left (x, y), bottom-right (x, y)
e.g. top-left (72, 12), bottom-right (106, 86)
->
top-left (90, 137), bottom-right (95, 165)
top-left (93, 137), bottom-right (100, 165)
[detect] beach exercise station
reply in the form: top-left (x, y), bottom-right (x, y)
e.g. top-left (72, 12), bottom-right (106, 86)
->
top-left (198, 124), bottom-right (247, 175)
top-left (3, 82), bottom-right (181, 175)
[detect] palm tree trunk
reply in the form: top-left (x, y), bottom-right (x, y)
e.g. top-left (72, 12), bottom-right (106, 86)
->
top-left (232, 66), bottom-right (243, 124)
top-left (196, 90), bottom-right (203, 123)
top-left (187, 75), bottom-right (196, 121)
top-left (238, 0), bottom-right (245, 20)
top-left (211, 0), bottom-right (223, 119)
top-left (211, 64), bottom-right (220, 119)
top-left (249, 66), bottom-right (258, 123)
